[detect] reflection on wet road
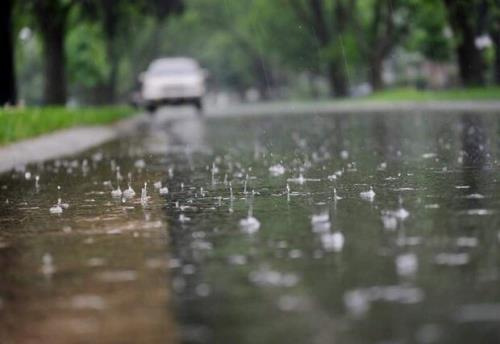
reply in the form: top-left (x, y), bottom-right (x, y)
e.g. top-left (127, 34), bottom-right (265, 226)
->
top-left (0, 124), bottom-right (176, 343)
top-left (2, 108), bottom-right (500, 343)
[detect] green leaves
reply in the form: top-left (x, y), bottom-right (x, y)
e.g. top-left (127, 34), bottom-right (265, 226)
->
top-left (67, 23), bottom-right (109, 88)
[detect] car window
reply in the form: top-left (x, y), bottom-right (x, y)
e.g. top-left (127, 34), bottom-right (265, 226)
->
top-left (148, 60), bottom-right (198, 75)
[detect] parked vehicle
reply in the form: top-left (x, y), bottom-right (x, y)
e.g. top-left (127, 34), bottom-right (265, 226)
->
top-left (140, 57), bottom-right (206, 113)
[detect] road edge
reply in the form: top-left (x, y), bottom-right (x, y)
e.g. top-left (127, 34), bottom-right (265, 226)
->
top-left (0, 113), bottom-right (146, 174)
top-left (206, 100), bottom-right (500, 118)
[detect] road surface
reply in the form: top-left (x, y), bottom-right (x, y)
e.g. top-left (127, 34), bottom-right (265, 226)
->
top-left (2, 105), bottom-right (500, 343)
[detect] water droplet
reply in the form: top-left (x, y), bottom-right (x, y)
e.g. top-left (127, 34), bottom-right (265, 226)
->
top-left (321, 232), bottom-right (344, 252)
top-left (360, 186), bottom-right (376, 201)
top-left (239, 216), bottom-right (260, 234)
top-left (434, 252), bottom-right (470, 266)
top-left (396, 253), bottom-right (418, 277)
top-left (269, 164), bottom-right (286, 176)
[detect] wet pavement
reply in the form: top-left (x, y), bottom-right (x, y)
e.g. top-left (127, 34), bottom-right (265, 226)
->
top-left (2, 107), bottom-right (500, 343)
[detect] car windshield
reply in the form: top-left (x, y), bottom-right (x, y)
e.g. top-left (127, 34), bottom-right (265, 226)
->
top-left (149, 63), bottom-right (197, 75)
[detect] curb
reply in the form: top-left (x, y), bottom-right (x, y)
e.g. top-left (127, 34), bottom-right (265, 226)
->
top-left (206, 101), bottom-right (500, 118)
top-left (0, 113), bottom-right (146, 174)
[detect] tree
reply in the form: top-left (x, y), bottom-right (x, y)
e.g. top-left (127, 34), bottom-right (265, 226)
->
top-left (286, 0), bottom-right (355, 97)
top-left (409, 0), bottom-right (451, 63)
top-left (180, 0), bottom-right (278, 99)
top-left (0, 0), bottom-right (17, 105)
top-left (357, 0), bottom-right (412, 90)
top-left (143, 0), bottom-right (183, 57)
top-left (443, 0), bottom-right (485, 86)
top-left (20, 0), bottom-right (183, 105)
top-left (252, 0), bottom-right (326, 97)
top-left (66, 22), bottom-right (110, 103)
top-left (77, 0), bottom-right (134, 103)
top-left (488, 0), bottom-right (500, 84)
top-left (26, 0), bottom-right (76, 105)
top-left (79, 0), bottom-right (183, 103)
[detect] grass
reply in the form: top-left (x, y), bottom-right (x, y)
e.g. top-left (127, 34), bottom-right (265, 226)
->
top-left (363, 86), bottom-right (500, 101)
top-left (0, 106), bottom-right (135, 145)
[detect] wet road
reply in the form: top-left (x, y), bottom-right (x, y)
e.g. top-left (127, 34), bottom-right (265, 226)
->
top-left (2, 107), bottom-right (500, 343)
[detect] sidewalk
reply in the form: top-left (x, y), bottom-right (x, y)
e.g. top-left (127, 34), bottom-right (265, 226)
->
top-left (0, 113), bottom-right (146, 174)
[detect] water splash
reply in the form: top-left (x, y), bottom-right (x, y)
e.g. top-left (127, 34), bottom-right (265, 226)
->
top-left (321, 232), bottom-right (344, 252)
top-left (178, 213), bottom-right (192, 223)
top-left (239, 206), bottom-right (260, 234)
top-left (122, 173), bottom-right (136, 198)
top-left (249, 265), bottom-right (298, 287)
top-left (360, 186), bottom-right (376, 201)
top-left (396, 253), bottom-right (418, 277)
top-left (434, 253), bottom-right (469, 266)
top-left (344, 285), bottom-right (424, 318)
top-left (141, 182), bottom-right (149, 204)
top-left (381, 213), bottom-right (398, 230)
top-left (333, 188), bottom-right (342, 201)
top-left (49, 198), bottom-right (63, 214)
top-left (41, 253), bottom-right (55, 276)
top-left (287, 174), bottom-right (320, 185)
top-left (269, 164), bottom-right (285, 176)
top-left (111, 171), bottom-right (122, 197)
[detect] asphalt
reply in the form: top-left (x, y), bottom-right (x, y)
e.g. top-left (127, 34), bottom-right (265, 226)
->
top-left (0, 114), bottom-right (147, 173)
top-left (205, 100), bottom-right (500, 118)
top-left (1, 100), bottom-right (500, 174)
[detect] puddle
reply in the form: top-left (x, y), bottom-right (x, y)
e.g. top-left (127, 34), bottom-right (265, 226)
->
top-left (2, 110), bottom-right (500, 343)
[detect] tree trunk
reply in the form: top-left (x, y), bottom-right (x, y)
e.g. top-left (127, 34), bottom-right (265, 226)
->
top-left (252, 56), bottom-right (273, 100)
top-left (290, 0), bottom-right (351, 98)
top-left (366, 0), bottom-right (396, 92)
top-left (495, 40), bottom-right (500, 85)
top-left (308, 73), bottom-right (320, 99)
top-left (40, 15), bottom-right (67, 105)
top-left (369, 56), bottom-right (384, 91)
top-left (103, 39), bottom-right (118, 103)
top-left (490, 0), bottom-right (500, 85)
top-left (102, 2), bottom-right (119, 103)
top-left (0, 0), bottom-right (17, 106)
top-left (492, 31), bottom-right (500, 85)
top-left (456, 31), bottom-right (484, 86)
top-left (444, 0), bottom-right (485, 86)
top-left (328, 63), bottom-right (348, 97)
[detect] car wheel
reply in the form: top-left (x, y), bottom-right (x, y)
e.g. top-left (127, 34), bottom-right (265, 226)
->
top-left (194, 99), bottom-right (203, 114)
top-left (146, 103), bottom-right (157, 115)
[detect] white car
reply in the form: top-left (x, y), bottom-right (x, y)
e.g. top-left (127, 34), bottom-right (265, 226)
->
top-left (140, 57), bottom-right (206, 113)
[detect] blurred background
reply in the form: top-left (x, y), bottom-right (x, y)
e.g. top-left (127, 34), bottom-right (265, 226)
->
top-left (1, 0), bottom-right (500, 107)
top-left (3, 2), bottom-right (500, 343)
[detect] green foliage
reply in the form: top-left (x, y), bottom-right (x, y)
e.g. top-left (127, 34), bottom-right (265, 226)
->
top-left (11, 0), bottom-right (500, 104)
top-left (408, 0), bottom-right (451, 61)
top-left (252, 0), bottom-right (321, 71)
top-left (0, 106), bottom-right (134, 144)
top-left (67, 23), bottom-right (109, 88)
top-left (364, 86), bottom-right (500, 101)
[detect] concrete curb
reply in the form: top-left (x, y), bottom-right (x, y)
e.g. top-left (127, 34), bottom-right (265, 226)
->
top-left (0, 113), bottom-right (146, 174)
top-left (206, 101), bottom-right (500, 118)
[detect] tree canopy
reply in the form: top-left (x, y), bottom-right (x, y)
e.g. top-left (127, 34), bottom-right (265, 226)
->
top-left (2, 0), bottom-right (499, 105)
